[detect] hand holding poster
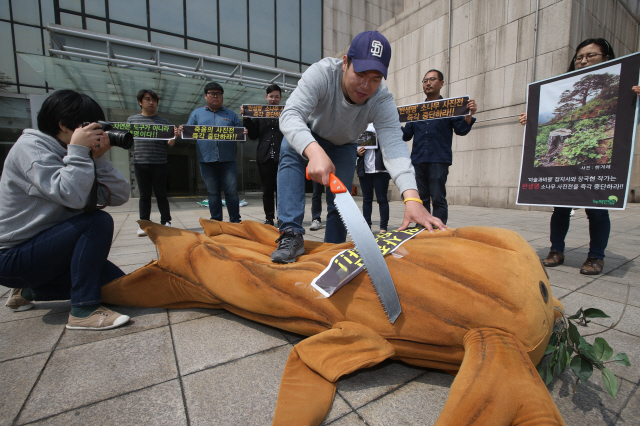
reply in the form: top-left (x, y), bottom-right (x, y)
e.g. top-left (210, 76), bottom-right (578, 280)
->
top-left (241, 105), bottom-right (284, 118)
top-left (397, 96), bottom-right (470, 123)
top-left (517, 52), bottom-right (640, 209)
top-left (181, 125), bottom-right (246, 141)
top-left (111, 123), bottom-right (175, 139)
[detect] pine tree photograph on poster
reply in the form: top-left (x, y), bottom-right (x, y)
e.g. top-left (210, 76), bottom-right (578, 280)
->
top-left (534, 64), bottom-right (620, 168)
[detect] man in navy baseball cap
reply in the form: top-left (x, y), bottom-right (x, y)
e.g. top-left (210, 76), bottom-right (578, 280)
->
top-left (271, 30), bottom-right (445, 264)
top-left (347, 31), bottom-right (392, 79)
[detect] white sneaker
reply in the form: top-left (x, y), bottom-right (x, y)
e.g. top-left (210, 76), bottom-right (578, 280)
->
top-left (137, 226), bottom-right (146, 237)
top-left (163, 222), bottom-right (172, 227)
top-left (310, 219), bottom-right (323, 231)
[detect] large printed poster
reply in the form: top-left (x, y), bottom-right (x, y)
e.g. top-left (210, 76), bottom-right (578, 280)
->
top-left (517, 52), bottom-right (640, 209)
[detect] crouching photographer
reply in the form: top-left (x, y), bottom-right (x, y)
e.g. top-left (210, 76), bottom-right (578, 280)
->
top-left (0, 90), bottom-right (132, 330)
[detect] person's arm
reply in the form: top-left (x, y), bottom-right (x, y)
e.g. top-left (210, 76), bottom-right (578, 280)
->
top-left (401, 122), bottom-right (414, 141)
top-left (93, 142), bottom-right (131, 206)
top-left (633, 86), bottom-right (640, 97)
top-left (518, 113), bottom-right (527, 126)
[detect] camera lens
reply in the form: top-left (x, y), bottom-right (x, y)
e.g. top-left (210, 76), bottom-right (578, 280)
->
top-left (105, 130), bottom-right (133, 149)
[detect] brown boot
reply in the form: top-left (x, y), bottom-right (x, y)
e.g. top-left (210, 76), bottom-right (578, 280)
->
top-left (580, 257), bottom-right (604, 275)
top-left (542, 251), bottom-right (564, 267)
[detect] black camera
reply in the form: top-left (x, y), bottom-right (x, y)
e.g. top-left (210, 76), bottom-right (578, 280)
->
top-left (83, 121), bottom-right (133, 150)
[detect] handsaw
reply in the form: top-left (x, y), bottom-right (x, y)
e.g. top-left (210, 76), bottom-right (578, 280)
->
top-left (307, 169), bottom-right (402, 323)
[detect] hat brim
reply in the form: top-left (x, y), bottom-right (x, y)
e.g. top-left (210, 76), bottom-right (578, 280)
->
top-left (351, 58), bottom-right (388, 79)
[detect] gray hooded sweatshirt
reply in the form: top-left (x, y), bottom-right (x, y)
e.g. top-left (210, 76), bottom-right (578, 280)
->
top-left (279, 57), bottom-right (417, 194)
top-left (0, 129), bottom-right (130, 250)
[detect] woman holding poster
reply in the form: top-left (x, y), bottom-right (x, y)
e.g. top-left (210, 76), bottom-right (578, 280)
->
top-left (520, 38), bottom-right (638, 275)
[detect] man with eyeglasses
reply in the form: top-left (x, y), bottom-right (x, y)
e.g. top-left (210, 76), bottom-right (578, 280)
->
top-left (176, 82), bottom-right (244, 223)
top-left (401, 70), bottom-right (477, 225)
top-left (271, 31), bottom-right (445, 264)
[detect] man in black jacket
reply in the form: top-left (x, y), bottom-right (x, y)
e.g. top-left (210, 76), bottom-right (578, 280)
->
top-left (242, 84), bottom-right (284, 226)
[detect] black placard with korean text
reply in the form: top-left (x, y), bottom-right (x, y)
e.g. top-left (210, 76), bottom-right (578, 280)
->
top-left (241, 104), bottom-right (284, 118)
top-left (111, 123), bottom-right (175, 139)
top-left (517, 52), bottom-right (640, 210)
top-left (181, 125), bottom-right (246, 141)
top-left (397, 96), bottom-right (470, 123)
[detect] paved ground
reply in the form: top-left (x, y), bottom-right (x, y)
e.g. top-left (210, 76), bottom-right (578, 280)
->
top-left (2, 195), bottom-right (639, 425)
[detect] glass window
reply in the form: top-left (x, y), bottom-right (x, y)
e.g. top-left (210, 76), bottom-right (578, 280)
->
top-left (60, 12), bottom-right (83, 29)
top-left (59, 0), bottom-right (82, 13)
top-left (40, 0), bottom-right (56, 26)
top-left (249, 0), bottom-right (274, 55)
top-left (219, 0), bottom-right (247, 49)
top-left (85, 1), bottom-right (106, 17)
top-left (186, 0), bottom-right (217, 42)
top-left (86, 18), bottom-right (107, 33)
top-left (277, 59), bottom-right (300, 72)
top-left (108, 0), bottom-right (147, 27)
top-left (187, 39), bottom-right (218, 56)
top-left (276, 0), bottom-right (299, 61)
top-left (150, 0), bottom-right (184, 35)
top-left (17, 55), bottom-right (45, 86)
top-left (14, 24), bottom-right (43, 54)
top-left (220, 46), bottom-right (247, 61)
top-left (301, 0), bottom-right (321, 64)
top-left (151, 31), bottom-right (185, 49)
top-left (0, 0), bottom-right (9, 20)
top-left (0, 22), bottom-right (16, 83)
top-left (12, 0), bottom-right (41, 26)
top-left (249, 53), bottom-right (275, 67)
top-left (109, 23), bottom-right (148, 41)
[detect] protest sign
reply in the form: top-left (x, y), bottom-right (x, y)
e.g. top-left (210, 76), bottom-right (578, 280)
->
top-left (397, 96), bottom-right (470, 123)
top-left (241, 104), bottom-right (284, 118)
top-left (517, 52), bottom-right (640, 209)
top-left (181, 125), bottom-right (246, 141)
top-left (111, 123), bottom-right (174, 139)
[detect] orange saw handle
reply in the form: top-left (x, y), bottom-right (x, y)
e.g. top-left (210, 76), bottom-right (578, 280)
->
top-left (305, 168), bottom-right (347, 194)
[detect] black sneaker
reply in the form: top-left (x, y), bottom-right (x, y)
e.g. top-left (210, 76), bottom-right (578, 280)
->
top-left (264, 218), bottom-right (275, 226)
top-left (271, 227), bottom-right (305, 264)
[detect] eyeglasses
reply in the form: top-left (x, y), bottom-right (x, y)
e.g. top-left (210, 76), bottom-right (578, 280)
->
top-left (574, 53), bottom-right (604, 63)
top-left (206, 92), bottom-right (223, 97)
top-left (422, 77), bottom-right (441, 83)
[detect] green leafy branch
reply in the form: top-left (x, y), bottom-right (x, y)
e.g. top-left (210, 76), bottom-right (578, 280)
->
top-left (537, 307), bottom-right (631, 398)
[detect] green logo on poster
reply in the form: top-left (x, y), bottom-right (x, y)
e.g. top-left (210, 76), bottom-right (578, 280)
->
top-left (608, 195), bottom-right (618, 202)
top-left (593, 196), bottom-right (617, 205)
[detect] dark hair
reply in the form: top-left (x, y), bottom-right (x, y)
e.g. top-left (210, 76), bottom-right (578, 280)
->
top-left (568, 38), bottom-right (615, 72)
top-left (204, 82), bottom-right (224, 95)
top-left (424, 69), bottom-right (444, 81)
top-left (346, 56), bottom-right (352, 68)
top-left (136, 89), bottom-right (160, 104)
top-left (266, 84), bottom-right (282, 95)
top-left (37, 90), bottom-right (105, 137)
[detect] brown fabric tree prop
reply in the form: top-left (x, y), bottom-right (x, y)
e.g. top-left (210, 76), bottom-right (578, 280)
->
top-left (102, 220), bottom-right (565, 425)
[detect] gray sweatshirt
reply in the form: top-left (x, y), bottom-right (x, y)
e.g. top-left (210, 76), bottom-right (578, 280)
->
top-left (0, 129), bottom-right (130, 250)
top-left (279, 57), bottom-right (417, 194)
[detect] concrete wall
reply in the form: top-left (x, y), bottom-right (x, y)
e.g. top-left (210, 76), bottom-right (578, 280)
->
top-left (326, 0), bottom-right (640, 207)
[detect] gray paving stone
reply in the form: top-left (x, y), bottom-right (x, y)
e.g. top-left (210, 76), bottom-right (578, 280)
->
top-left (56, 307), bottom-right (168, 349)
top-left (326, 411), bottom-right (366, 425)
top-left (600, 268), bottom-right (640, 287)
top-left (546, 268), bottom-right (597, 291)
top-left (355, 371), bottom-right (454, 425)
top-left (0, 313), bottom-right (67, 362)
top-left (0, 353), bottom-right (49, 426)
top-left (27, 380), bottom-right (187, 426)
top-left (182, 345), bottom-right (290, 425)
top-left (547, 369), bottom-right (633, 425)
top-left (337, 360), bottom-right (427, 409)
top-left (559, 292), bottom-right (640, 338)
top-left (107, 252), bottom-right (158, 267)
top-left (18, 327), bottom-right (178, 423)
top-left (617, 386), bottom-right (640, 424)
top-left (0, 300), bottom-right (70, 324)
top-left (172, 312), bottom-right (289, 375)
top-left (168, 307), bottom-right (223, 324)
top-left (579, 279), bottom-right (640, 308)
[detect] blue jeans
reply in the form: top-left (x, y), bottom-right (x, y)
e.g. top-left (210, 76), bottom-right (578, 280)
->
top-left (360, 172), bottom-right (391, 230)
top-left (414, 162), bottom-right (449, 224)
top-left (550, 207), bottom-right (610, 259)
top-left (0, 211), bottom-right (124, 306)
top-left (277, 135), bottom-right (358, 243)
top-left (311, 181), bottom-right (325, 221)
top-left (199, 161), bottom-right (241, 223)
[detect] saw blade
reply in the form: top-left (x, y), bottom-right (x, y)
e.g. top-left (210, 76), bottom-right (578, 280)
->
top-left (333, 191), bottom-right (402, 323)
